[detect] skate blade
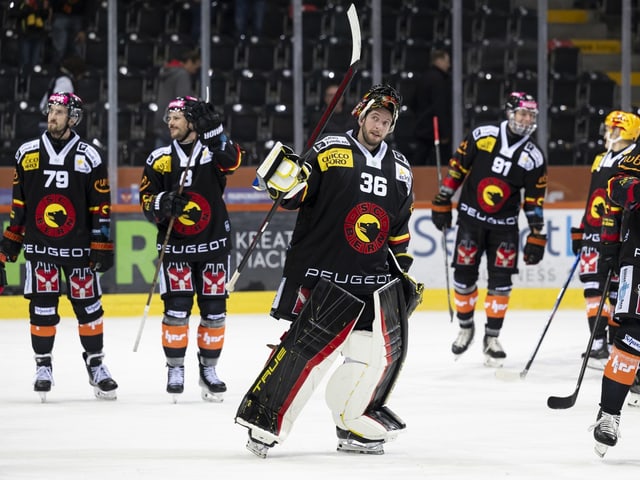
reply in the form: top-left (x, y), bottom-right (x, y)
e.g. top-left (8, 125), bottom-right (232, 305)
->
top-left (37, 391), bottom-right (48, 403)
top-left (337, 440), bottom-right (384, 455)
top-left (246, 439), bottom-right (269, 458)
top-left (201, 388), bottom-right (224, 403)
top-left (594, 442), bottom-right (608, 458)
top-left (171, 394), bottom-right (180, 404)
top-left (94, 387), bottom-right (117, 400)
top-left (483, 356), bottom-right (504, 368)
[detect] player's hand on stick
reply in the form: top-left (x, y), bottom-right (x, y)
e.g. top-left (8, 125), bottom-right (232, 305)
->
top-left (254, 142), bottom-right (310, 201)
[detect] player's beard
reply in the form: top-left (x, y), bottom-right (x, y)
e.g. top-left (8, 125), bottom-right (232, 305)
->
top-left (48, 121), bottom-right (68, 139)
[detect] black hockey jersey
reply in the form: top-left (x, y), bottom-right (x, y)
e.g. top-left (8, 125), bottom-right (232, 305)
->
top-left (279, 132), bottom-right (414, 296)
top-left (580, 144), bottom-right (636, 245)
top-left (442, 121), bottom-right (547, 230)
top-left (602, 141), bottom-right (640, 266)
top-left (139, 139), bottom-right (241, 262)
top-left (8, 131), bottom-right (111, 267)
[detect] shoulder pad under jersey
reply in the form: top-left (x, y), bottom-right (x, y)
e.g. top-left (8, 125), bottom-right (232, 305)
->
top-left (520, 142), bottom-right (544, 169)
top-left (15, 138), bottom-right (40, 164)
top-left (78, 141), bottom-right (104, 168)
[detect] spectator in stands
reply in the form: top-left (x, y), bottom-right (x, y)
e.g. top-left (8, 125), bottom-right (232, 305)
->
top-left (153, 49), bottom-right (202, 148)
top-left (307, 83), bottom-right (354, 135)
top-left (410, 49), bottom-right (452, 166)
top-left (234, 0), bottom-right (266, 39)
top-left (39, 54), bottom-right (86, 114)
top-left (17, 0), bottom-right (52, 74)
top-left (50, 0), bottom-right (95, 66)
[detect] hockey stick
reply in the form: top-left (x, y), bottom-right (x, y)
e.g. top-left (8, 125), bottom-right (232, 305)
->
top-left (547, 268), bottom-right (613, 409)
top-left (226, 3), bottom-right (361, 292)
top-left (133, 146), bottom-right (197, 352)
top-left (433, 116), bottom-right (454, 322)
top-left (495, 254), bottom-right (580, 381)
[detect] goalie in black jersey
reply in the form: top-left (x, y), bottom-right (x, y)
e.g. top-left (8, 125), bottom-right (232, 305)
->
top-left (235, 84), bottom-right (423, 457)
top-left (0, 92), bottom-right (118, 401)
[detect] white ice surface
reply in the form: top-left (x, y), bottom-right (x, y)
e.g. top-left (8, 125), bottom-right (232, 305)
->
top-left (1, 309), bottom-right (640, 479)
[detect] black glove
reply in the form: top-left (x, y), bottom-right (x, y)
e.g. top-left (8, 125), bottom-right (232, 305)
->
top-left (1, 228), bottom-right (24, 262)
top-left (523, 232), bottom-right (547, 265)
top-left (570, 227), bottom-right (583, 255)
top-left (154, 191), bottom-right (189, 220)
top-left (89, 236), bottom-right (114, 273)
top-left (0, 255), bottom-right (7, 295)
top-left (431, 193), bottom-right (452, 231)
top-left (599, 242), bottom-right (621, 273)
top-left (185, 101), bottom-right (225, 148)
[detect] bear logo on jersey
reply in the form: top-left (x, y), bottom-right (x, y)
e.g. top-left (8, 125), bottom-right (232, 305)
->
top-left (35, 194), bottom-right (76, 237)
top-left (585, 187), bottom-right (607, 227)
top-left (172, 191), bottom-right (211, 236)
top-left (344, 202), bottom-right (389, 254)
top-left (477, 177), bottom-right (510, 214)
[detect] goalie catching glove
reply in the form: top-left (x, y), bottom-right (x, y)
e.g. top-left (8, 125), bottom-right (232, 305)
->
top-left (253, 142), bottom-right (311, 201)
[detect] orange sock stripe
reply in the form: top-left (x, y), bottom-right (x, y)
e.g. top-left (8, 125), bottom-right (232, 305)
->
top-left (586, 296), bottom-right (612, 322)
top-left (162, 324), bottom-right (189, 349)
top-left (78, 318), bottom-right (104, 336)
top-left (197, 325), bottom-right (225, 351)
top-left (30, 325), bottom-right (56, 337)
top-left (484, 295), bottom-right (509, 320)
top-left (604, 346), bottom-right (640, 385)
top-left (454, 290), bottom-right (478, 315)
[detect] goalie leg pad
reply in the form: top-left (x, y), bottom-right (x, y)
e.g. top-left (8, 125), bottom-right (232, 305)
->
top-left (235, 279), bottom-right (365, 446)
top-left (325, 279), bottom-right (408, 442)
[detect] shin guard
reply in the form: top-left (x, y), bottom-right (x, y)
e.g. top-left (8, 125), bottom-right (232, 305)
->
top-left (235, 279), bottom-right (365, 447)
top-left (325, 278), bottom-right (407, 442)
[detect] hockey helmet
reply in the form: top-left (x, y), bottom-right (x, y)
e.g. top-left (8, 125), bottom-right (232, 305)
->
top-left (505, 91), bottom-right (538, 136)
top-left (45, 92), bottom-right (83, 126)
top-left (601, 110), bottom-right (640, 143)
top-left (163, 95), bottom-right (199, 123)
top-left (351, 84), bottom-right (402, 133)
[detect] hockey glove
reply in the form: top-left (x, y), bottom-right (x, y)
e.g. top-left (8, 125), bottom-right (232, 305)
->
top-left (570, 226), bottom-right (583, 255)
top-left (254, 142), bottom-right (310, 201)
top-left (186, 101), bottom-right (225, 149)
top-left (389, 252), bottom-right (424, 317)
top-left (431, 193), bottom-right (452, 231)
top-left (1, 227), bottom-right (25, 262)
top-left (153, 191), bottom-right (189, 220)
top-left (523, 232), bottom-right (547, 265)
top-left (0, 254), bottom-right (7, 295)
top-left (89, 236), bottom-right (114, 273)
top-left (598, 242), bottom-right (621, 273)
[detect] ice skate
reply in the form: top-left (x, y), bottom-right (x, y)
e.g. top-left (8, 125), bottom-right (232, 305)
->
top-left (627, 372), bottom-right (640, 407)
top-left (483, 335), bottom-right (506, 368)
top-left (246, 436), bottom-right (270, 458)
top-left (33, 354), bottom-right (54, 403)
top-left (83, 352), bottom-right (118, 400)
top-left (586, 338), bottom-right (609, 370)
top-left (336, 428), bottom-right (384, 455)
top-left (589, 408), bottom-right (620, 458)
top-left (451, 325), bottom-right (474, 358)
top-left (198, 353), bottom-right (226, 402)
top-left (166, 364), bottom-right (185, 403)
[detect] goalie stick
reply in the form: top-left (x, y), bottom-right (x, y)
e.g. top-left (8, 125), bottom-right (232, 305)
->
top-left (433, 116), bottom-right (454, 322)
top-left (495, 254), bottom-right (580, 381)
top-left (547, 269), bottom-right (613, 409)
top-left (226, 3), bottom-right (361, 292)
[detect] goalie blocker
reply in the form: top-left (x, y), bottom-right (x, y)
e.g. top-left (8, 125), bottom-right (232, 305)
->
top-left (235, 278), bottom-right (409, 450)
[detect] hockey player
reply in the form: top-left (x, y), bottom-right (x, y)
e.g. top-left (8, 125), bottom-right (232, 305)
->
top-left (431, 91), bottom-right (547, 367)
top-left (571, 111), bottom-right (640, 370)
top-left (588, 120), bottom-right (640, 456)
top-left (139, 96), bottom-right (242, 402)
top-left (0, 92), bottom-right (118, 401)
top-left (235, 84), bottom-right (423, 457)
